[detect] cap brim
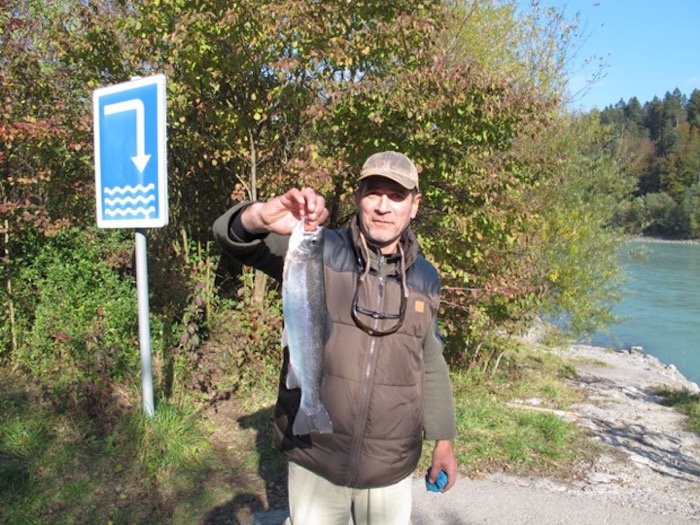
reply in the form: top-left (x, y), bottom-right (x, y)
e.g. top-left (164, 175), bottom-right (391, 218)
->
top-left (358, 170), bottom-right (417, 190)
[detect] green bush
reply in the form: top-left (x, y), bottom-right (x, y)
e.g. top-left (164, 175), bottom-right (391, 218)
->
top-left (8, 227), bottom-right (161, 433)
top-left (191, 268), bottom-right (283, 397)
top-left (16, 228), bottom-right (140, 377)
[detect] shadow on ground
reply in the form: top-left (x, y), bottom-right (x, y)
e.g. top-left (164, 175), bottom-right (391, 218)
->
top-left (203, 405), bottom-right (288, 524)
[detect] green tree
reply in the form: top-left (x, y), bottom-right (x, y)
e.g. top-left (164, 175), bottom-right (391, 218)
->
top-left (643, 192), bottom-right (678, 236)
top-left (623, 97), bottom-right (646, 138)
top-left (675, 185), bottom-right (700, 238)
top-left (687, 89), bottom-right (700, 129)
top-left (278, 0), bottom-right (554, 363)
top-left (443, 0), bottom-right (588, 102)
top-left (0, 0), bottom-right (641, 381)
top-left (644, 97), bottom-right (665, 144)
top-left (664, 89), bottom-right (687, 128)
top-left (524, 113), bottom-right (632, 335)
top-left (1, 1), bottom-right (107, 356)
top-left (445, 1), bottom-right (633, 339)
top-left (598, 88), bottom-right (700, 238)
top-left (659, 123), bottom-right (700, 197)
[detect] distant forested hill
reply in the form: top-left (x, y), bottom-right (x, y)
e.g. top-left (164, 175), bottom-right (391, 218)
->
top-left (598, 88), bottom-right (700, 239)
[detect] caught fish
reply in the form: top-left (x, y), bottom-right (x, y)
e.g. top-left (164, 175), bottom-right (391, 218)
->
top-left (282, 218), bottom-right (333, 435)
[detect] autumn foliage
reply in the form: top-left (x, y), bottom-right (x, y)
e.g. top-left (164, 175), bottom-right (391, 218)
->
top-left (1, 1), bottom-right (629, 402)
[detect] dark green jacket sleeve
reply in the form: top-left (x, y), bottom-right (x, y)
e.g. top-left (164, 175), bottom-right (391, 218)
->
top-left (422, 316), bottom-right (457, 441)
top-left (212, 202), bottom-right (290, 282)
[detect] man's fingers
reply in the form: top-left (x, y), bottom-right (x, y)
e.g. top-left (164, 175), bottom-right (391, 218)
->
top-left (300, 190), bottom-right (329, 230)
top-left (300, 187), bottom-right (317, 210)
top-left (278, 188), bottom-right (307, 215)
top-left (267, 187), bottom-right (329, 233)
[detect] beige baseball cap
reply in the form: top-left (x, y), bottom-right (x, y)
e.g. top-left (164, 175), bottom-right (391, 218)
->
top-left (358, 151), bottom-right (419, 191)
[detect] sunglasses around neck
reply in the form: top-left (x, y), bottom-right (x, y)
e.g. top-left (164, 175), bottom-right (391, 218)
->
top-left (351, 272), bottom-right (408, 336)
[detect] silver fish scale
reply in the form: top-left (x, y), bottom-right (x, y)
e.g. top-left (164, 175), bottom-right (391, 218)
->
top-left (282, 220), bottom-right (333, 436)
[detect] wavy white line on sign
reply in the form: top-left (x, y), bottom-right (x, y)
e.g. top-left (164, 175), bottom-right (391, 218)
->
top-left (104, 206), bottom-right (156, 217)
top-left (104, 183), bottom-right (155, 196)
top-left (105, 195), bottom-right (156, 207)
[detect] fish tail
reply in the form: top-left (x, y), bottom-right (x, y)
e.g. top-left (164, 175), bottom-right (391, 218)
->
top-left (292, 403), bottom-right (333, 436)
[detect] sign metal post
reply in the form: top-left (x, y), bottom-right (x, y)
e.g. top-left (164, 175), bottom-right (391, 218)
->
top-left (93, 74), bottom-right (168, 417)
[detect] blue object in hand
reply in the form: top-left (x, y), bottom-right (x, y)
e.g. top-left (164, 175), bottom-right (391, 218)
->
top-left (425, 469), bottom-right (448, 492)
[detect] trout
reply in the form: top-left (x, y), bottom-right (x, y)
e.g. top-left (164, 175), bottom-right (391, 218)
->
top-left (282, 219), bottom-right (333, 435)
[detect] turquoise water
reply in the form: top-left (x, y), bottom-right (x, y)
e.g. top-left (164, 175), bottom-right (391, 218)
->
top-left (592, 240), bottom-right (700, 383)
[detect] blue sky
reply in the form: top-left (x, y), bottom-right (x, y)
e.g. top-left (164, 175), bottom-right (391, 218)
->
top-left (525, 1), bottom-right (700, 111)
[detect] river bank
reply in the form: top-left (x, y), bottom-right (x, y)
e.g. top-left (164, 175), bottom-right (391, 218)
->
top-left (625, 235), bottom-right (700, 245)
top-left (546, 344), bottom-right (699, 517)
top-left (411, 343), bottom-right (700, 524)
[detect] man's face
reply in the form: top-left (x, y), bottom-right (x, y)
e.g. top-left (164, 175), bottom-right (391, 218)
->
top-left (356, 177), bottom-right (421, 254)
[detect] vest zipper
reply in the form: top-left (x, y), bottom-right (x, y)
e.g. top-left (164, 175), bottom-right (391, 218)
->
top-left (346, 255), bottom-right (385, 485)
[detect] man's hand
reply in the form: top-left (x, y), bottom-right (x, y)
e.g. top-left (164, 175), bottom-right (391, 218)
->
top-left (429, 439), bottom-right (458, 492)
top-left (241, 187), bottom-right (329, 235)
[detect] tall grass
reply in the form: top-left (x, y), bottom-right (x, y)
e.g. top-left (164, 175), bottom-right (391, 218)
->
top-left (0, 371), bottom-right (220, 524)
top-left (423, 343), bottom-right (597, 477)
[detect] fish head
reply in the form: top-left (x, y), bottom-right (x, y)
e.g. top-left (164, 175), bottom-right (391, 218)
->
top-left (287, 219), bottom-right (325, 261)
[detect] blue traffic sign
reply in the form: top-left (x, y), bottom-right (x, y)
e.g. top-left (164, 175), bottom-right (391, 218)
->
top-left (93, 74), bottom-right (168, 228)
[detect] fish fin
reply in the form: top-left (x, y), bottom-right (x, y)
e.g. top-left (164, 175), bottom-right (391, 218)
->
top-left (292, 403), bottom-right (333, 436)
top-left (286, 364), bottom-right (301, 390)
top-left (281, 327), bottom-right (288, 349)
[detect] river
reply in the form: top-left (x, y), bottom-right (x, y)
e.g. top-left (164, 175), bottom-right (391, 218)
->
top-left (592, 239), bottom-right (700, 384)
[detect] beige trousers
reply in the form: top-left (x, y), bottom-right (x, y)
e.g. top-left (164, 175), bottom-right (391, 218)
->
top-left (283, 461), bottom-right (413, 525)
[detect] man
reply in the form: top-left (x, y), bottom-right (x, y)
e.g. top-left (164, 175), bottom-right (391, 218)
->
top-left (213, 151), bottom-right (457, 524)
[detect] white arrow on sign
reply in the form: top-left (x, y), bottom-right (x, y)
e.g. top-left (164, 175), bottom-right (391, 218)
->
top-left (104, 99), bottom-right (151, 173)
